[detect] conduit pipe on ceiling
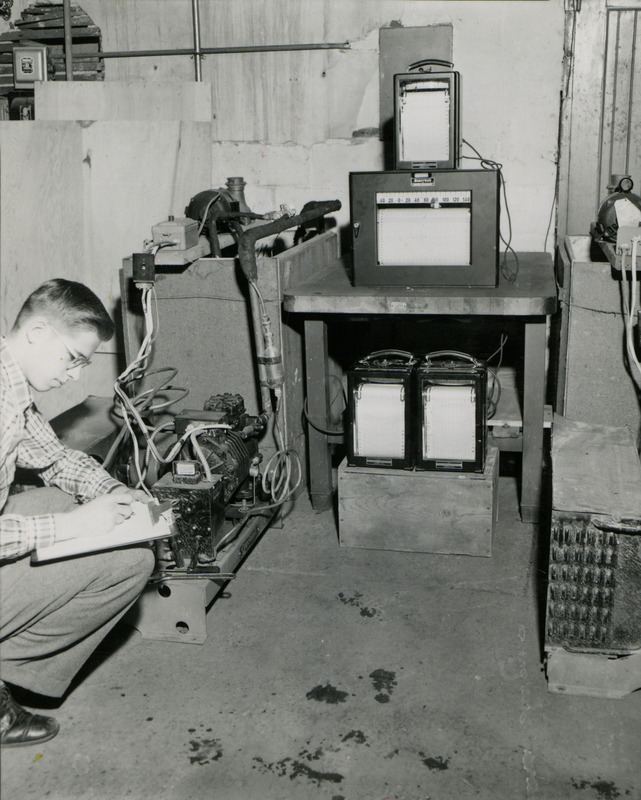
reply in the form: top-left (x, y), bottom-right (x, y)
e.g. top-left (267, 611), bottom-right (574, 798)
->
top-left (60, 0), bottom-right (349, 80)
top-left (96, 43), bottom-right (350, 59)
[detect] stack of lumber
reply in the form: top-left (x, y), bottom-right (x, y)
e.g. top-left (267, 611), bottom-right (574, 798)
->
top-left (0, 1), bottom-right (103, 95)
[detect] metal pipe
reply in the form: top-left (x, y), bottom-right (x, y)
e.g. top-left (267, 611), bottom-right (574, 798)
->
top-left (63, 0), bottom-right (73, 80)
top-left (247, 286), bottom-right (274, 417)
top-left (92, 42), bottom-right (350, 59)
top-left (191, 0), bottom-right (202, 82)
top-left (231, 200), bottom-right (341, 283)
top-left (228, 200), bottom-right (341, 417)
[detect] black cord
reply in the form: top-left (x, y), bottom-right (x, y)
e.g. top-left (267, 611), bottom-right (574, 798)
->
top-left (558, 298), bottom-right (624, 318)
top-left (303, 373), bottom-right (347, 436)
top-left (486, 333), bottom-right (508, 368)
top-left (303, 396), bottom-right (345, 436)
top-left (462, 139), bottom-right (519, 283)
top-left (486, 367), bottom-right (502, 420)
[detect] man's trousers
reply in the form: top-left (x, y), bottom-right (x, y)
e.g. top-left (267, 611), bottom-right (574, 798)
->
top-left (0, 487), bottom-right (155, 698)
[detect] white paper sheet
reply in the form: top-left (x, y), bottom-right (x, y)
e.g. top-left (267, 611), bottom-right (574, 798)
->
top-left (398, 82), bottom-right (451, 163)
top-left (422, 384), bottom-right (476, 460)
top-left (377, 206), bottom-right (471, 267)
top-left (32, 501), bottom-right (174, 563)
top-left (354, 382), bottom-right (406, 458)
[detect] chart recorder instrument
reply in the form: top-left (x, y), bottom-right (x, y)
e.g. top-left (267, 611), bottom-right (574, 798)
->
top-left (347, 350), bottom-right (488, 473)
top-left (349, 169), bottom-right (500, 288)
top-left (393, 63), bottom-right (461, 171)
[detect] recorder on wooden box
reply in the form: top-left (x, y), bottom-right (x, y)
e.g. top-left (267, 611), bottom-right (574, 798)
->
top-left (415, 351), bottom-right (487, 473)
top-left (347, 350), bottom-right (417, 470)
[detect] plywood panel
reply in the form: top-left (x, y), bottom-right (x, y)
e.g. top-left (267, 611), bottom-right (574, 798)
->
top-left (552, 415), bottom-right (641, 518)
top-left (64, 0), bottom-right (343, 143)
top-left (80, 121), bottom-right (212, 313)
top-left (0, 120), bottom-right (212, 420)
top-left (82, 0), bottom-right (197, 83)
top-left (379, 25), bottom-right (453, 139)
top-left (35, 81), bottom-right (213, 121)
top-left (0, 122), bottom-right (84, 325)
top-left (148, 258), bottom-right (268, 415)
top-left (0, 121), bottom-right (97, 418)
top-left (80, 120), bottom-right (213, 417)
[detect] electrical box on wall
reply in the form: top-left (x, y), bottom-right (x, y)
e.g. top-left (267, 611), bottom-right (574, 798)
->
top-left (13, 46), bottom-right (48, 88)
top-left (379, 25), bottom-right (453, 143)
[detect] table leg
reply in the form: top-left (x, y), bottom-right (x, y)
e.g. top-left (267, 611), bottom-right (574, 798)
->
top-left (304, 318), bottom-right (333, 511)
top-left (522, 317), bottom-right (547, 523)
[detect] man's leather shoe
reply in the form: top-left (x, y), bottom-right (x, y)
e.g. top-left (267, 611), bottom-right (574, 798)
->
top-left (0, 684), bottom-right (60, 748)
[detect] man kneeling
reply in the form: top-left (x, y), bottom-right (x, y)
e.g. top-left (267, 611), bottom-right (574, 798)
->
top-left (0, 279), bottom-right (154, 747)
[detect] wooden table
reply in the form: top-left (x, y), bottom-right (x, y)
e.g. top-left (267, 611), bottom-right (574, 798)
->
top-left (283, 252), bottom-right (558, 524)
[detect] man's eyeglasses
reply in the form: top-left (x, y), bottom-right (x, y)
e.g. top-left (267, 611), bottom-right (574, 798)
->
top-left (48, 324), bottom-right (92, 370)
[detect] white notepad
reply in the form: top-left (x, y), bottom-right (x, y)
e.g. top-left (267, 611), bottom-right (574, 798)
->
top-left (32, 500), bottom-right (174, 563)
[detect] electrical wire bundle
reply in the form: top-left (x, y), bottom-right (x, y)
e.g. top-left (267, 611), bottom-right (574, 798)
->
top-left (619, 236), bottom-right (641, 390)
top-left (111, 284), bottom-right (230, 493)
top-left (112, 276), bottom-right (303, 532)
top-left (247, 278), bottom-right (304, 509)
top-left (260, 396), bottom-right (303, 507)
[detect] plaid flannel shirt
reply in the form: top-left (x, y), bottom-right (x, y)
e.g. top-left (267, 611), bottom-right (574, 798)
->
top-left (0, 337), bottom-right (121, 560)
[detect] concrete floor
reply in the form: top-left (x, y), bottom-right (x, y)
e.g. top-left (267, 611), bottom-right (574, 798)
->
top-left (1, 470), bottom-right (640, 800)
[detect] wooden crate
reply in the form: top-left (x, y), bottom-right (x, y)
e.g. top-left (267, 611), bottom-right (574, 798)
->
top-left (338, 447), bottom-right (499, 557)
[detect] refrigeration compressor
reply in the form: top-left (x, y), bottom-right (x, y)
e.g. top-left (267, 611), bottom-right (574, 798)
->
top-left (148, 393), bottom-right (269, 576)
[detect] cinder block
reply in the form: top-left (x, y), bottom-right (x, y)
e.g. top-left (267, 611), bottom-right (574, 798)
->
top-left (338, 447), bottom-right (499, 557)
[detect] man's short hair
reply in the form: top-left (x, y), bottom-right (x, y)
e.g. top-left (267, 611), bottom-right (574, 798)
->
top-left (13, 279), bottom-right (115, 342)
